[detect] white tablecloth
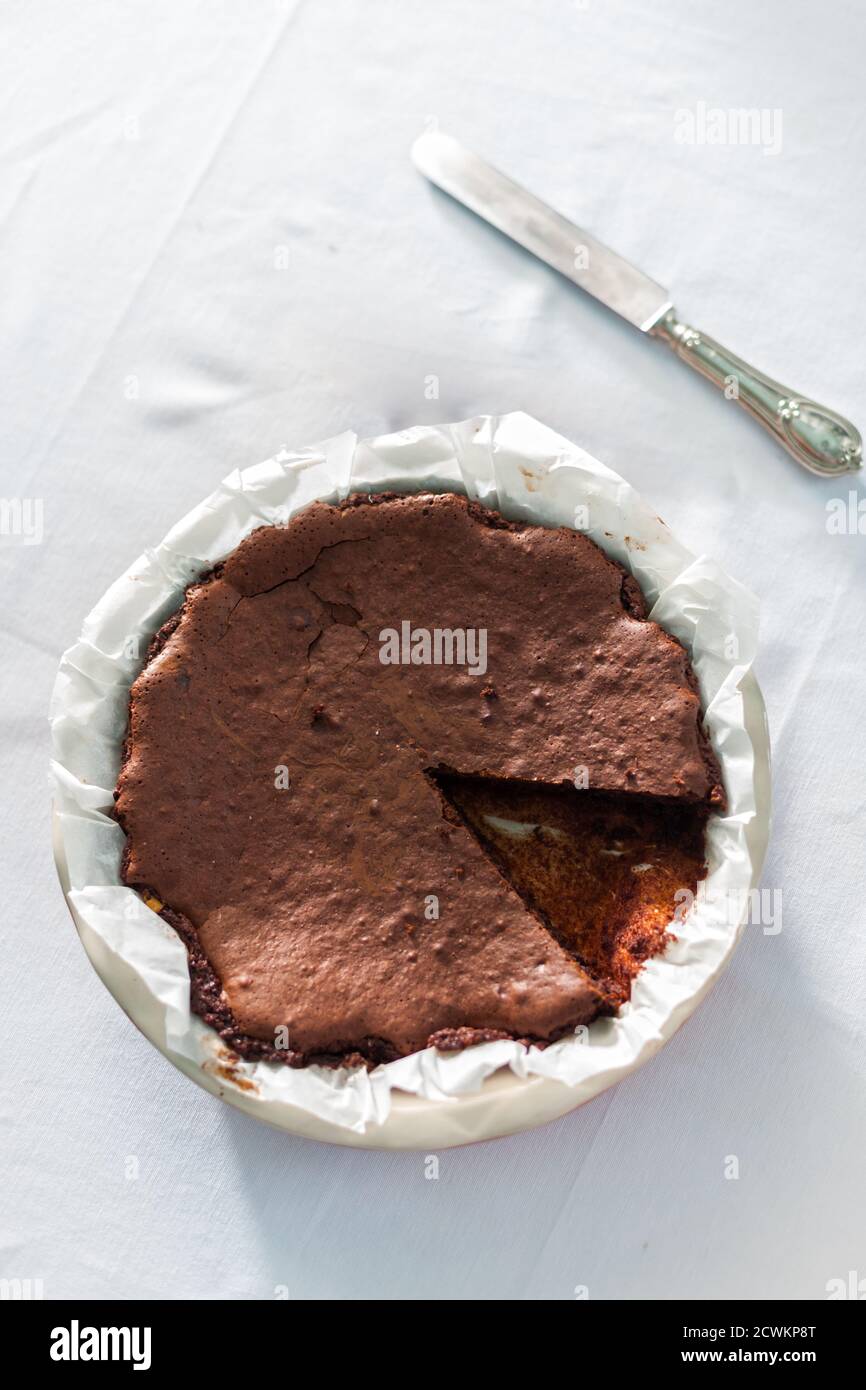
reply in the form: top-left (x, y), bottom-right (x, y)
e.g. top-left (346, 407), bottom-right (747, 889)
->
top-left (2, 0), bottom-right (864, 1301)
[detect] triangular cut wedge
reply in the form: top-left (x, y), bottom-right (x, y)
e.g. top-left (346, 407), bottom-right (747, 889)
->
top-left (430, 771), bottom-right (709, 1006)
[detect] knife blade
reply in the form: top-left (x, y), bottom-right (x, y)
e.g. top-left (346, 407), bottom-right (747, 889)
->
top-left (411, 130), bottom-right (671, 333)
top-left (411, 130), bottom-right (862, 477)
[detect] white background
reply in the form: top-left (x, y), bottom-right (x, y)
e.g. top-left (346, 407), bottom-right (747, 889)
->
top-left (2, 0), bottom-right (864, 1301)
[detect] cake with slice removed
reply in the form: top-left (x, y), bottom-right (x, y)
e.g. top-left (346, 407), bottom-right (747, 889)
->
top-left (113, 491), bottom-right (723, 1066)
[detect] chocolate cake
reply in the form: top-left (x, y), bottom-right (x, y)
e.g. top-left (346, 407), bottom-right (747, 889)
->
top-left (114, 491), bottom-right (724, 1067)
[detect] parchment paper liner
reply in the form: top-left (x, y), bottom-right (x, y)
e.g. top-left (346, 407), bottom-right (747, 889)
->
top-left (51, 412), bottom-right (759, 1133)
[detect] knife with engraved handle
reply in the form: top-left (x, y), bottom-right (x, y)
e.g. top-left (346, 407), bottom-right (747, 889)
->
top-left (412, 131), bottom-right (861, 478)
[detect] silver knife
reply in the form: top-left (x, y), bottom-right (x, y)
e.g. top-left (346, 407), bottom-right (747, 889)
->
top-left (411, 131), bottom-right (861, 479)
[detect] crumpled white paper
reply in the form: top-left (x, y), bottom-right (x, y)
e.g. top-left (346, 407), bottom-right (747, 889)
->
top-left (50, 412), bottom-right (760, 1134)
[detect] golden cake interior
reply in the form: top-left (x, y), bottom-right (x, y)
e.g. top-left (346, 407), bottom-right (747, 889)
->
top-left (431, 772), bottom-right (707, 1005)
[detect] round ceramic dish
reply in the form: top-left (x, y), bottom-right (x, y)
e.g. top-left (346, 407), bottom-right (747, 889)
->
top-left (51, 414), bottom-right (769, 1148)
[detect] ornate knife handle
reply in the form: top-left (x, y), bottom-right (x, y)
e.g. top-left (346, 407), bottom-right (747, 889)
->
top-left (653, 310), bottom-right (862, 478)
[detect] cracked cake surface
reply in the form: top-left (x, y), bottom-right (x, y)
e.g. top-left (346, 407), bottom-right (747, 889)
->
top-left (113, 491), bottom-right (723, 1065)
